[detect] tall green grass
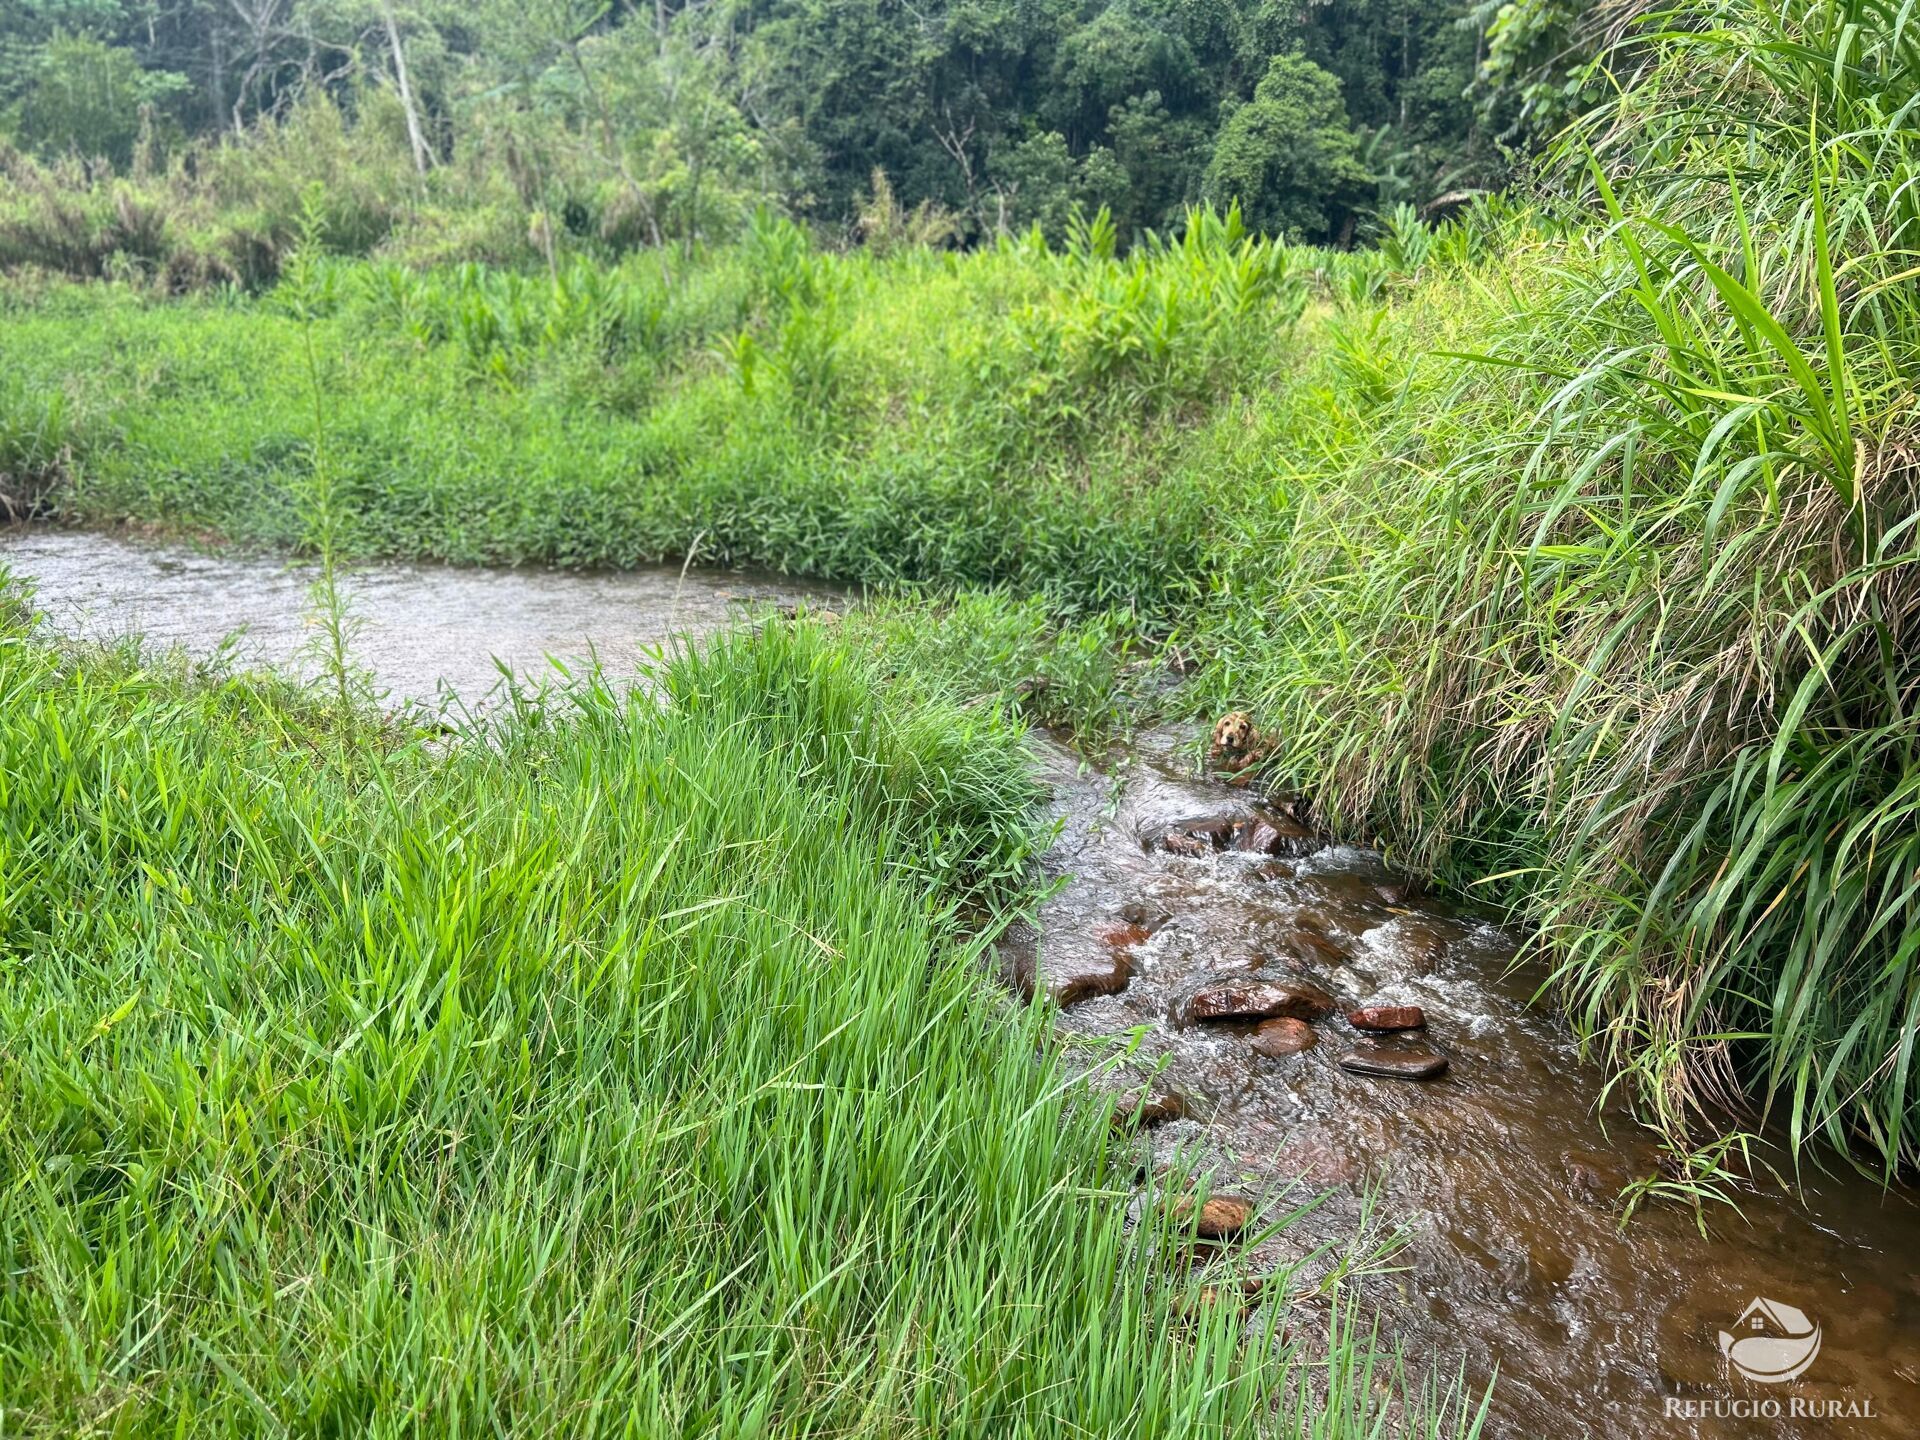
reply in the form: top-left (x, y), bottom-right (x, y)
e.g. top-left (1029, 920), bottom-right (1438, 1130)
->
top-left (1184, 0), bottom-right (1920, 1174)
top-left (0, 611), bottom-right (1483, 1435)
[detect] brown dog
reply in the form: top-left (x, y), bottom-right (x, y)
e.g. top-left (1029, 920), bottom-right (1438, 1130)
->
top-left (1208, 710), bottom-right (1272, 771)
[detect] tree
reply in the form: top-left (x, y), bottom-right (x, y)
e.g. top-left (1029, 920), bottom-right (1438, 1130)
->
top-left (8, 30), bottom-right (186, 165)
top-left (1201, 52), bottom-right (1370, 242)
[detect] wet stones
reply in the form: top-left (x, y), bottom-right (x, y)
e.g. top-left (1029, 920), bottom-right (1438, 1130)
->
top-left (1154, 816), bottom-right (1238, 855)
top-left (1118, 900), bottom-right (1172, 932)
top-left (1277, 926), bottom-right (1347, 968)
top-left (1048, 920), bottom-right (1147, 1006)
top-left (1249, 1017), bottom-right (1318, 1056)
top-left (1232, 812), bottom-right (1316, 857)
top-left (1560, 1151), bottom-right (1622, 1208)
top-left (1183, 976), bottom-right (1336, 1025)
top-left (1093, 921), bottom-right (1152, 950)
top-left (1372, 877), bottom-right (1423, 907)
top-left (1154, 811), bottom-right (1317, 859)
top-left (1347, 1004), bottom-right (1426, 1032)
top-left (1374, 914), bottom-right (1464, 977)
top-left (1338, 1037), bottom-right (1449, 1080)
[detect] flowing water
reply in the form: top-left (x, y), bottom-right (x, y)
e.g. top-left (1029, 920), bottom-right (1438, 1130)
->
top-left (7, 528), bottom-right (1916, 1437)
top-left (1003, 732), bottom-right (1920, 1438)
top-left (0, 528), bottom-right (838, 710)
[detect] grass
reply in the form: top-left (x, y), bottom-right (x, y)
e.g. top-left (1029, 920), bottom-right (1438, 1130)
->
top-left (0, 606), bottom-right (1491, 1435)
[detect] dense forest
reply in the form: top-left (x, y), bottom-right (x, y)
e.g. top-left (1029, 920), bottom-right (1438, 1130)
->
top-left (1, 0), bottom-right (1595, 253)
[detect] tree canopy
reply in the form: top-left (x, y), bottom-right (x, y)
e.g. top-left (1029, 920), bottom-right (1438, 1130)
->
top-left (0, 0), bottom-right (1587, 245)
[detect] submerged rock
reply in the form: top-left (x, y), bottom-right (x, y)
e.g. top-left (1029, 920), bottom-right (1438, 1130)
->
top-left (1048, 950), bottom-right (1131, 1007)
top-left (1249, 1017), bottom-right (1318, 1056)
top-left (1154, 815), bottom-right (1239, 855)
top-left (1338, 1039), bottom-right (1449, 1080)
top-left (1118, 900), bottom-right (1173, 931)
top-left (1112, 1090), bottom-right (1188, 1130)
top-left (1348, 1005), bottom-right (1426, 1032)
top-left (1183, 976), bottom-right (1336, 1024)
top-left (1232, 813), bottom-right (1316, 856)
top-left (1278, 926), bottom-right (1347, 967)
top-left (1093, 921), bottom-right (1152, 951)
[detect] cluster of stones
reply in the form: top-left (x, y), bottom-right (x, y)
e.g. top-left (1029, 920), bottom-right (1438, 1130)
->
top-left (1154, 811), bottom-right (1317, 859)
top-left (1172, 969), bottom-right (1448, 1080)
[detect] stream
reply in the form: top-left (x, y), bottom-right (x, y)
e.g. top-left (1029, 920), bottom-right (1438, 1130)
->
top-left (6, 527), bottom-right (1916, 1438)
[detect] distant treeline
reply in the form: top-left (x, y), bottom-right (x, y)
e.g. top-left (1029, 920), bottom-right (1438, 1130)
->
top-left (0, 0), bottom-right (1601, 253)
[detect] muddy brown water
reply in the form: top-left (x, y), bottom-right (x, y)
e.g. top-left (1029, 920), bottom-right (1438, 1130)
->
top-left (7, 530), bottom-right (1917, 1436)
top-left (0, 528), bottom-right (838, 710)
top-left (1004, 732), bottom-right (1920, 1439)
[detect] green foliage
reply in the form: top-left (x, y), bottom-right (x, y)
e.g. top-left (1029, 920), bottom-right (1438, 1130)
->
top-left (9, 0), bottom-right (1917, 1182)
top-left (0, 372), bottom-right (78, 517)
top-left (1202, 55), bottom-right (1373, 242)
top-left (0, 0), bottom-right (1528, 261)
top-left (4, 29), bottom-right (185, 167)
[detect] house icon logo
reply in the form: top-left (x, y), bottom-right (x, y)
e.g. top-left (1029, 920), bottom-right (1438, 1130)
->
top-left (1718, 1297), bottom-right (1822, 1383)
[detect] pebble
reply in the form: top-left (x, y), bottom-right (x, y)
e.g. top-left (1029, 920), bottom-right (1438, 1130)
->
top-left (1249, 1017), bottom-right (1319, 1056)
top-left (1171, 1194), bottom-right (1254, 1240)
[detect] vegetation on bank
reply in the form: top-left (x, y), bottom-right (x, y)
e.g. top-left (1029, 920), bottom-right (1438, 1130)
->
top-left (1, 609), bottom-right (1482, 1434)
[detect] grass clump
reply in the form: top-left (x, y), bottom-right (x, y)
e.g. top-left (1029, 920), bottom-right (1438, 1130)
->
top-left (0, 607), bottom-right (1466, 1435)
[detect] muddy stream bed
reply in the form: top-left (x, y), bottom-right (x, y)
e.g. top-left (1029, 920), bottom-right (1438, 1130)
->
top-left (7, 528), bottom-right (1917, 1437)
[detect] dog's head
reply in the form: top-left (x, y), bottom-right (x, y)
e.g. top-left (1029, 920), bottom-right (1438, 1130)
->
top-left (1210, 711), bottom-right (1255, 754)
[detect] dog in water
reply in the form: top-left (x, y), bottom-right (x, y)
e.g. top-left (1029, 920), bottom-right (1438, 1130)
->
top-left (1208, 710), bottom-right (1272, 772)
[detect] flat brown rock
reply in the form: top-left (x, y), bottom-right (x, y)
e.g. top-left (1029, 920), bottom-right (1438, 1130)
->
top-left (1338, 1039), bottom-right (1449, 1080)
top-left (1171, 1194), bottom-right (1254, 1240)
top-left (1249, 1017), bottom-right (1318, 1056)
top-left (1188, 978), bottom-right (1336, 1024)
top-left (1048, 951), bottom-right (1131, 1007)
top-left (1347, 1005), bottom-right (1426, 1032)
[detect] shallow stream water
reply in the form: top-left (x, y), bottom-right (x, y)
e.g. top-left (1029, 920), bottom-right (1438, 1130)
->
top-left (1004, 732), bottom-right (1920, 1438)
top-left (0, 528), bottom-right (836, 710)
top-left (7, 528), bottom-right (1916, 1438)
